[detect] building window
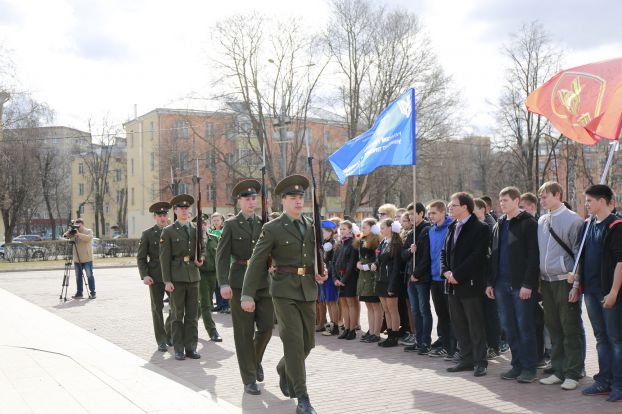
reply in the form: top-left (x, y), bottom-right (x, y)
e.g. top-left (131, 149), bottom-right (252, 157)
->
top-left (207, 184), bottom-right (215, 201)
top-left (205, 123), bottom-right (214, 139)
top-left (178, 182), bottom-right (187, 194)
top-left (206, 152), bottom-right (216, 169)
top-left (150, 121), bottom-right (154, 140)
top-left (105, 204), bottom-right (110, 213)
top-left (238, 148), bottom-right (260, 168)
top-left (151, 184), bottom-right (156, 201)
top-left (179, 152), bottom-right (189, 171)
top-left (131, 188), bottom-right (135, 206)
top-left (79, 183), bottom-right (84, 196)
top-left (105, 223), bottom-right (110, 234)
top-left (79, 205), bottom-right (84, 214)
top-left (131, 159), bottom-right (134, 176)
top-left (116, 169), bottom-right (122, 182)
top-left (172, 120), bottom-right (189, 139)
top-left (116, 190), bottom-right (122, 203)
top-left (150, 152), bottom-right (155, 171)
top-left (225, 153), bottom-right (234, 166)
top-left (78, 163), bottom-right (84, 175)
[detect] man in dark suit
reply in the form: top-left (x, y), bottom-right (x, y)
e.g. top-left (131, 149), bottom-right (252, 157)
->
top-left (442, 192), bottom-right (490, 377)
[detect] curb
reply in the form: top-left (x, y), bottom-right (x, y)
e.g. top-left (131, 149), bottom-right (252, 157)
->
top-left (0, 264), bottom-right (136, 273)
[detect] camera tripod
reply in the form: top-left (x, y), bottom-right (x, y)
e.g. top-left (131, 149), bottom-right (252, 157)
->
top-left (59, 240), bottom-right (91, 301)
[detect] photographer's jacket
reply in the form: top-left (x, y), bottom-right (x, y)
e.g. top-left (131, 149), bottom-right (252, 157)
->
top-left (159, 221), bottom-right (200, 283)
top-left (65, 227), bottom-right (93, 263)
top-left (137, 225), bottom-right (164, 282)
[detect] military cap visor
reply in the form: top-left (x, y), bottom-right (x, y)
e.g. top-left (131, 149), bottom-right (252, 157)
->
top-left (275, 174), bottom-right (309, 196)
top-left (149, 201), bottom-right (171, 214)
top-left (191, 213), bottom-right (210, 223)
top-left (170, 193), bottom-right (195, 208)
top-left (232, 179), bottom-right (261, 198)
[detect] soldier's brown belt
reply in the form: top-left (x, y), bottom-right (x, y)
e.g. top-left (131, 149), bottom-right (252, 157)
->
top-left (234, 259), bottom-right (248, 266)
top-left (275, 266), bottom-right (314, 276)
top-left (172, 256), bottom-right (192, 264)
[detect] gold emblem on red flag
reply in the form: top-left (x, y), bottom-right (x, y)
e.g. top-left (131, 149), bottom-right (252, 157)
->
top-left (551, 72), bottom-right (606, 127)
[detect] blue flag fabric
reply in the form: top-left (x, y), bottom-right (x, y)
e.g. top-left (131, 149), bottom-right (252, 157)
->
top-left (329, 88), bottom-right (416, 185)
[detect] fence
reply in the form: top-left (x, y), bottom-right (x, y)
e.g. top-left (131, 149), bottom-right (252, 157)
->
top-left (0, 239), bottom-right (141, 262)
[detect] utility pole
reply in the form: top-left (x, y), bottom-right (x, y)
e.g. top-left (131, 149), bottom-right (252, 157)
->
top-left (272, 95), bottom-right (291, 179)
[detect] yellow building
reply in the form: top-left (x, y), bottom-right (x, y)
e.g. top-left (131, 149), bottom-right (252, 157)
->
top-left (70, 138), bottom-right (127, 238)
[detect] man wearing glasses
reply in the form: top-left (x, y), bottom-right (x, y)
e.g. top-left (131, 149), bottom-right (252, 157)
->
top-left (137, 201), bottom-right (173, 352)
top-left (160, 194), bottom-right (204, 361)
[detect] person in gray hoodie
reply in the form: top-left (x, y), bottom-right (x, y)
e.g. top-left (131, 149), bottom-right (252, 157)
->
top-left (536, 181), bottom-right (585, 391)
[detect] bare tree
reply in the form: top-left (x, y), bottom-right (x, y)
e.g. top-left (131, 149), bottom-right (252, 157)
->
top-left (326, 0), bottom-right (459, 215)
top-left (497, 21), bottom-right (562, 194)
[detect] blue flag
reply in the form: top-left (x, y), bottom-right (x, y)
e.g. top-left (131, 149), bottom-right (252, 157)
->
top-left (328, 88), bottom-right (416, 185)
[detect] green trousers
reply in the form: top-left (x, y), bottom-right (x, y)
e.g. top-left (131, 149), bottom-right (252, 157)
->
top-left (169, 281), bottom-right (200, 354)
top-left (198, 271), bottom-right (217, 336)
top-left (541, 280), bottom-right (584, 380)
top-left (230, 288), bottom-right (274, 385)
top-left (273, 297), bottom-right (316, 398)
top-left (148, 282), bottom-right (172, 346)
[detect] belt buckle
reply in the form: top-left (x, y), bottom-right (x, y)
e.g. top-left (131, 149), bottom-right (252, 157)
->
top-left (183, 256), bottom-right (190, 264)
top-left (297, 267), bottom-right (305, 276)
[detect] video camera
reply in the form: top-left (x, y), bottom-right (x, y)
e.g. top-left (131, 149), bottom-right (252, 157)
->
top-left (65, 222), bottom-right (80, 237)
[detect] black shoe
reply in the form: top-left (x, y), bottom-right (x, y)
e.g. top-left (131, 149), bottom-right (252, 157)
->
top-left (361, 331), bottom-right (370, 340)
top-left (418, 346), bottom-right (431, 355)
top-left (404, 344), bottom-right (418, 352)
top-left (296, 396), bottom-right (317, 414)
top-left (256, 364), bottom-right (264, 382)
top-left (89, 293), bottom-right (96, 299)
top-left (447, 363), bottom-right (474, 373)
top-left (367, 334), bottom-right (380, 343)
top-left (72, 293), bottom-right (84, 299)
top-left (212, 306), bottom-right (221, 312)
top-left (277, 364), bottom-right (290, 397)
top-left (174, 352), bottom-right (186, 360)
top-left (166, 339), bottom-right (173, 347)
top-left (244, 382), bottom-right (261, 395)
top-left (185, 350), bottom-right (201, 359)
top-left (210, 332), bottom-right (223, 342)
top-left (431, 338), bottom-right (442, 349)
top-left (345, 329), bottom-right (356, 340)
top-left (158, 343), bottom-right (168, 352)
top-left (501, 367), bottom-right (522, 380)
top-left (380, 331), bottom-right (398, 347)
top-left (330, 325), bottom-right (340, 335)
top-left (474, 366), bottom-right (487, 377)
top-left (338, 329), bottom-right (349, 339)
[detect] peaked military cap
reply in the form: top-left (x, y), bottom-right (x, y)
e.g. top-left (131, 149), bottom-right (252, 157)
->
top-left (149, 201), bottom-right (171, 214)
top-left (191, 213), bottom-right (210, 223)
top-left (274, 174), bottom-right (309, 196)
top-left (170, 193), bottom-right (194, 208)
top-left (232, 179), bottom-right (261, 198)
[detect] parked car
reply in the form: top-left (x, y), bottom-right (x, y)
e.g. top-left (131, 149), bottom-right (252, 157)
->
top-left (0, 242), bottom-right (48, 260)
top-left (92, 238), bottom-right (119, 257)
top-left (13, 234), bottom-right (44, 242)
top-left (0, 244), bottom-right (4, 260)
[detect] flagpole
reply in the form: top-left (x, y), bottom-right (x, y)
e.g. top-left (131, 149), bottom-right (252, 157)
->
top-left (412, 165), bottom-right (417, 274)
top-left (571, 140), bottom-right (619, 276)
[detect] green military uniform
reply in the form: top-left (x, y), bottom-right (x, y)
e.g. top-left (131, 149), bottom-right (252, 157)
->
top-left (160, 194), bottom-right (201, 358)
top-left (193, 213), bottom-right (220, 339)
top-left (216, 179), bottom-right (274, 387)
top-left (243, 175), bottom-right (318, 403)
top-left (137, 202), bottom-right (173, 349)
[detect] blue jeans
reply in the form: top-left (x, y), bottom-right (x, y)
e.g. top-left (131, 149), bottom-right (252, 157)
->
top-left (407, 282), bottom-right (432, 346)
top-left (495, 282), bottom-right (538, 371)
top-left (585, 291), bottom-right (622, 390)
top-left (74, 261), bottom-right (96, 295)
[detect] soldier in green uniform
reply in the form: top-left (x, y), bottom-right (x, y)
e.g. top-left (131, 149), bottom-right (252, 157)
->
top-left (137, 201), bottom-right (173, 352)
top-left (243, 175), bottom-right (327, 414)
top-left (192, 213), bottom-right (222, 342)
top-left (216, 179), bottom-right (274, 395)
top-left (160, 194), bottom-right (203, 361)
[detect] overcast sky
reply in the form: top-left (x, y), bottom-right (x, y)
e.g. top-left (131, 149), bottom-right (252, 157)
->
top-left (0, 0), bottom-right (621, 136)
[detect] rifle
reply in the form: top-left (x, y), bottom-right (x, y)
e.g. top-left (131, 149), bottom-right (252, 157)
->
top-left (261, 142), bottom-right (272, 269)
top-left (194, 161), bottom-right (203, 261)
top-left (304, 135), bottom-right (325, 276)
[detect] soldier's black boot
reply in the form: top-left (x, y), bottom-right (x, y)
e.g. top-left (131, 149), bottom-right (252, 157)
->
top-left (276, 364), bottom-right (290, 397)
top-left (244, 382), bottom-right (261, 395)
top-left (296, 396), bottom-right (317, 414)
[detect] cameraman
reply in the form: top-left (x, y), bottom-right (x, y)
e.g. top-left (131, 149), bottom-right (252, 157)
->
top-left (63, 218), bottom-right (96, 299)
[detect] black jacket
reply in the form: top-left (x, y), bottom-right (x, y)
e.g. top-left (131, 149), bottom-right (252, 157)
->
top-left (488, 210), bottom-right (540, 290)
top-left (375, 238), bottom-right (403, 294)
top-left (332, 237), bottom-right (359, 286)
top-left (578, 215), bottom-right (622, 296)
top-left (402, 226), bottom-right (431, 283)
top-left (441, 214), bottom-right (490, 298)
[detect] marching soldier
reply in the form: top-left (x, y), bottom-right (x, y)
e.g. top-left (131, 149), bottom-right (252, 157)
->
top-left (216, 179), bottom-right (274, 395)
top-left (193, 213), bottom-right (222, 342)
top-left (243, 175), bottom-right (327, 414)
top-left (137, 201), bottom-right (173, 352)
top-left (160, 194), bottom-right (203, 361)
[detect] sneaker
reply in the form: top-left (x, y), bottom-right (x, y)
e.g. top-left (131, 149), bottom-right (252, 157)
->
top-left (486, 348), bottom-right (500, 360)
top-left (89, 293), bottom-right (96, 299)
top-left (451, 352), bottom-right (463, 363)
top-left (539, 374), bottom-right (563, 385)
top-left (418, 346), bottom-right (431, 355)
top-left (428, 348), bottom-right (448, 358)
top-left (561, 378), bottom-right (579, 390)
top-left (430, 339), bottom-right (442, 349)
top-left (536, 358), bottom-right (549, 369)
top-left (367, 335), bottom-right (381, 343)
top-left (72, 293), bottom-right (83, 299)
top-left (582, 382), bottom-right (611, 396)
top-left (404, 344), bottom-right (419, 353)
top-left (360, 331), bottom-right (371, 341)
top-left (517, 369), bottom-right (537, 383)
top-left (606, 389), bottom-right (622, 402)
top-left (501, 367), bottom-right (521, 380)
top-left (398, 333), bottom-right (416, 346)
top-left (321, 329), bottom-right (333, 336)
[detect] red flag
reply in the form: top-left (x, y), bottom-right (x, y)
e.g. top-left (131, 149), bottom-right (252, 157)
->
top-left (526, 57), bottom-right (622, 145)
